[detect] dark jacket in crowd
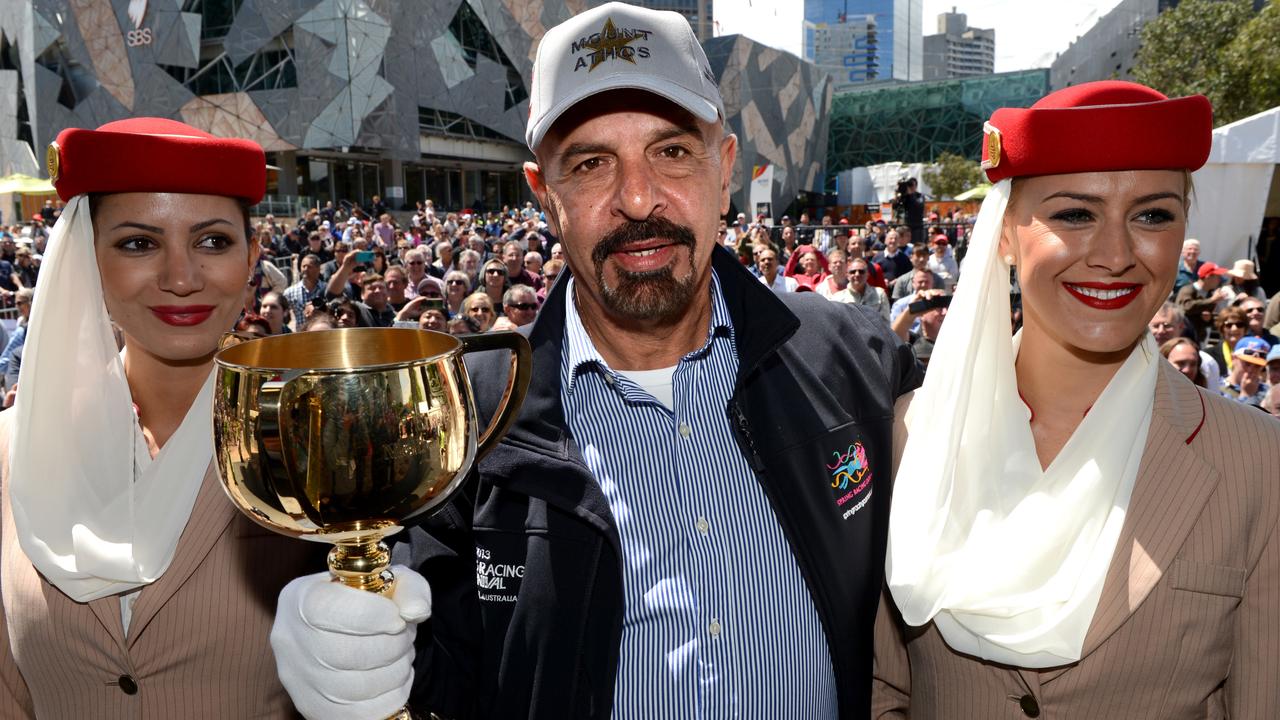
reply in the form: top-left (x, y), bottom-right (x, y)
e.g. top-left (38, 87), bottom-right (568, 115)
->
top-left (395, 246), bottom-right (923, 719)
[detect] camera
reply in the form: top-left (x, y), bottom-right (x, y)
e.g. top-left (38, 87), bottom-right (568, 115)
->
top-left (908, 294), bottom-right (952, 314)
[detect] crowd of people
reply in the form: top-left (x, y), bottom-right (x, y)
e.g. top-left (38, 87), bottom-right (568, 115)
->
top-left (6, 175), bottom-right (1278, 419)
top-left (725, 213), bottom-right (1280, 416)
top-left (236, 200), bottom-right (562, 338)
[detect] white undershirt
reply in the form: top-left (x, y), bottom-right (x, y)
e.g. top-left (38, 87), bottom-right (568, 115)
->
top-left (615, 365), bottom-right (677, 411)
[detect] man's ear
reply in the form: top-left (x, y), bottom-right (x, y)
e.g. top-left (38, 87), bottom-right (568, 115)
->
top-left (524, 161), bottom-right (562, 239)
top-left (719, 133), bottom-right (738, 217)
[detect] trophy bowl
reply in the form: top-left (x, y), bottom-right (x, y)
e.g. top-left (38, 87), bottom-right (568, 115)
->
top-left (213, 328), bottom-right (530, 594)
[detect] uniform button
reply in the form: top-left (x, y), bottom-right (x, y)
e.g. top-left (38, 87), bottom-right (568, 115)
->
top-left (1018, 694), bottom-right (1040, 718)
top-left (695, 516), bottom-right (710, 535)
top-left (117, 674), bottom-right (138, 695)
top-left (678, 422), bottom-right (691, 438)
top-left (708, 618), bottom-right (722, 637)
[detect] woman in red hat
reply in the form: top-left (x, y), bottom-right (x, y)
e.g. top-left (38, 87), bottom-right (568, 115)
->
top-left (876, 81), bottom-right (1280, 718)
top-left (0, 118), bottom-right (315, 716)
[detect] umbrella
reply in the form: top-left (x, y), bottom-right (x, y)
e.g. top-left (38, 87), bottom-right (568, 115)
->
top-left (0, 174), bottom-right (56, 195)
top-left (954, 184), bottom-right (991, 201)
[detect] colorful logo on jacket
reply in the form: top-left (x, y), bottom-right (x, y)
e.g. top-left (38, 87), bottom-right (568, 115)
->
top-left (828, 442), bottom-right (872, 520)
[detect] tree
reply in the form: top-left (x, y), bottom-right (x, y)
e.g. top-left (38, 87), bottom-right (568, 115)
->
top-left (1132, 0), bottom-right (1278, 126)
top-left (1218, 1), bottom-right (1280, 125)
top-left (922, 152), bottom-right (984, 200)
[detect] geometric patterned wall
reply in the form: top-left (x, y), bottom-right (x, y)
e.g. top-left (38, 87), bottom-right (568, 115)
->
top-left (827, 68), bottom-right (1048, 171)
top-left (705, 34), bottom-right (833, 216)
top-left (0, 0), bottom-right (831, 215)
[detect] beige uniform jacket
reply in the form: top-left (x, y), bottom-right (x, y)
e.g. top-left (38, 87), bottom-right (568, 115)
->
top-left (0, 413), bottom-right (319, 718)
top-left (875, 360), bottom-right (1280, 719)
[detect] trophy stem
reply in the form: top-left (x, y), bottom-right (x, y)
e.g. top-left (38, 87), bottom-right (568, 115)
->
top-left (327, 537), bottom-right (396, 595)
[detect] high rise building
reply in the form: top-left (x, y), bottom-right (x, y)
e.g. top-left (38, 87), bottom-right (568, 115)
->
top-left (803, 0), bottom-right (922, 83)
top-left (804, 14), bottom-right (879, 90)
top-left (633, 0), bottom-right (714, 41)
top-left (1050, 0), bottom-right (1171, 90)
top-left (922, 8), bottom-right (994, 80)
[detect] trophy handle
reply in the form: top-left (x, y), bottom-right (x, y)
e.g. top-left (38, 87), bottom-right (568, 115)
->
top-left (458, 331), bottom-right (531, 460)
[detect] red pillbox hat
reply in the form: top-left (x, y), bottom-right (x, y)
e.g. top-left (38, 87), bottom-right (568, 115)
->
top-left (48, 117), bottom-right (266, 204)
top-left (981, 81), bottom-right (1212, 183)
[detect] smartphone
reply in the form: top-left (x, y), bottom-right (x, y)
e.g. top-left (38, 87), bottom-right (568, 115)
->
top-left (355, 250), bottom-right (375, 263)
top-left (908, 294), bottom-right (952, 314)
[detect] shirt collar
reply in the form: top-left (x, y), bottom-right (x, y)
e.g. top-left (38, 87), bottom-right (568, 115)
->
top-left (563, 272), bottom-right (735, 396)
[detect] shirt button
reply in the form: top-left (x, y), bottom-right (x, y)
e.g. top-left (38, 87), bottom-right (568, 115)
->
top-left (695, 516), bottom-right (710, 535)
top-left (708, 618), bottom-right (722, 637)
top-left (117, 674), bottom-right (138, 695)
top-left (1018, 694), bottom-right (1040, 718)
top-left (603, 374), bottom-right (615, 386)
top-left (678, 422), bottom-right (692, 438)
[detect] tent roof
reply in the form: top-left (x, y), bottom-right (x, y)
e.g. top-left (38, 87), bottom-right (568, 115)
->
top-left (1207, 106), bottom-right (1280, 164)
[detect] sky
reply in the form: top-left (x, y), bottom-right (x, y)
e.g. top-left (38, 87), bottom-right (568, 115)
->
top-left (713, 0), bottom-right (1127, 73)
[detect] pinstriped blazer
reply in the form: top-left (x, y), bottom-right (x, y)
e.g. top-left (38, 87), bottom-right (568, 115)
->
top-left (0, 412), bottom-right (318, 718)
top-left (874, 359), bottom-right (1280, 719)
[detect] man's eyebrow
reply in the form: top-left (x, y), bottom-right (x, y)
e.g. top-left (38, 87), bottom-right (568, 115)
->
top-left (559, 123), bottom-right (705, 160)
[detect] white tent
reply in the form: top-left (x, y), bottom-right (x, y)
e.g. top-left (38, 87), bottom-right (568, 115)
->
top-left (1187, 106), bottom-right (1280, 265)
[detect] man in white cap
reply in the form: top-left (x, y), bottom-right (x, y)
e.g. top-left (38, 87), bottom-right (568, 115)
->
top-left (269, 4), bottom-right (920, 718)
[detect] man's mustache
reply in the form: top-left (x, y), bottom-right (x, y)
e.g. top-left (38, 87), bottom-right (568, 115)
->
top-left (591, 218), bottom-right (697, 267)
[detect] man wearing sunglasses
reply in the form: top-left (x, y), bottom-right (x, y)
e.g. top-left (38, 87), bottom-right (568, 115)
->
top-left (501, 284), bottom-right (540, 328)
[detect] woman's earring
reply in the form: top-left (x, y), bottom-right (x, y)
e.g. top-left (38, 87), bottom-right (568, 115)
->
top-left (1004, 254), bottom-right (1015, 266)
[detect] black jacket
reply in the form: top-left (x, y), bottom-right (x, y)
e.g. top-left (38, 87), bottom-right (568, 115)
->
top-left (398, 246), bottom-right (922, 718)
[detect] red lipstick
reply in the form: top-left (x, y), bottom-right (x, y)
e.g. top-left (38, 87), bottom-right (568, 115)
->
top-left (1062, 282), bottom-right (1142, 310)
top-left (150, 305), bottom-right (216, 326)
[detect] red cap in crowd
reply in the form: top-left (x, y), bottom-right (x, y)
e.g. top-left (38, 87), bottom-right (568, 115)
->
top-left (931, 234), bottom-right (948, 246)
top-left (1197, 262), bottom-right (1229, 279)
top-left (48, 117), bottom-right (266, 204)
top-left (981, 81), bottom-right (1212, 183)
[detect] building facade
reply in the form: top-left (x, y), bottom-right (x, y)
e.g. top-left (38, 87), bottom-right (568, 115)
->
top-left (631, 0), bottom-right (713, 41)
top-left (922, 8), bottom-right (993, 80)
top-left (803, 14), bottom-right (879, 90)
top-left (803, 0), bottom-right (921, 83)
top-left (0, 0), bottom-right (826, 219)
top-left (705, 33), bottom-right (833, 217)
top-left (827, 68), bottom-right (1048, 170)
top-left (1049, 0), bottom-right (1174, 90)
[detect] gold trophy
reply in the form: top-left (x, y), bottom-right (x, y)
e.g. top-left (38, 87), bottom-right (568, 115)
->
top-left (213, 328), bottom-right (530, 719)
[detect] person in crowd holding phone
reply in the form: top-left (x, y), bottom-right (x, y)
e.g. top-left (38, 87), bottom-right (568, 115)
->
top-left (0, 118), bottom-right (317, 716)
top-left (877, 81), bottom-right (1280, 719)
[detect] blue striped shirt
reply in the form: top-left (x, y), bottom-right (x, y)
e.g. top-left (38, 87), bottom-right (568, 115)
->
top-left (560, 275), bottom-right (837, 719)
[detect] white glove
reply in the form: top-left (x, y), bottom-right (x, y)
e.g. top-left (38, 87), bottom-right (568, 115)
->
top-left (271, 565), bottom-right (432, 720)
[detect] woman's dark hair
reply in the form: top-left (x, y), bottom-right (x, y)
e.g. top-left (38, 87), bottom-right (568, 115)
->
top-left (88, 192), bottom-right (255, 240)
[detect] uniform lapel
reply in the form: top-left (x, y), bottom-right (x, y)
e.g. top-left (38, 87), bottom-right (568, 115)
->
top-left (1074, 362), bottom-right (1215, 661)
top-left (125, 462), bottom-right (236, 646)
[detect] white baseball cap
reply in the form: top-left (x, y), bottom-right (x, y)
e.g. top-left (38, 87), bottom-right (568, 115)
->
top-left (525, 1), bottom-right (724, 151)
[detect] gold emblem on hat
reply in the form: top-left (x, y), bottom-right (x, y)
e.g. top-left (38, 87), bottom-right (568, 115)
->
top-left (46, 142), bottom-right (60, 182)
top-left (981, 123), bottom-right (1001, 170)
top-left (584, 18), bottom-right (640, 72)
